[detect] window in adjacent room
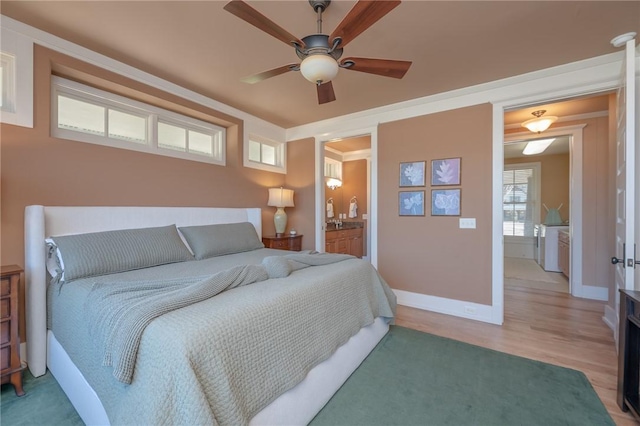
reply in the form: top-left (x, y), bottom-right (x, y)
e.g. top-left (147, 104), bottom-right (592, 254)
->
top-left (503, 163), bottom-right (541, 237)
top-left (51, 76), bottom-right (225, 165)
top-left (245, 134), bottom-right (286, 173)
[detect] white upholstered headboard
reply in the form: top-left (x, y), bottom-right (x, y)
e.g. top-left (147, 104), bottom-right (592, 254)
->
top-left (24, 205), bottom-right (262, 377)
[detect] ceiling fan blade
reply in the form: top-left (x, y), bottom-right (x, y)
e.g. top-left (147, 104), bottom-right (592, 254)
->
top-left (329, 1), bottom-right (401, 48)
top-left (240, 64), bottom-right (299, 84)
top-left (341, 57), bottom-right (412, 79)
top-left (224, 0), bottom-right (305, 48)
top-left (317, 81), bottom-right (336, 104)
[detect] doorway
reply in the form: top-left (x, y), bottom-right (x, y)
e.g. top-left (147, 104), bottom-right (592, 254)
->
top-left (501, 93), bottom-right (613, 302)
top-left (322, 135), bottom-right (372, 260)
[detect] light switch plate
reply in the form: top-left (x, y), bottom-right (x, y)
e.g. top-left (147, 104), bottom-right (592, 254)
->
top-left (362, 213), bottom-right (368, 219)
top-left (459, 218), bottom-right (476, 229)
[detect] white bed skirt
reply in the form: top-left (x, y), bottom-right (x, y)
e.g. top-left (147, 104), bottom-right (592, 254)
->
top-left (47, 317), bottom-right (389, 426)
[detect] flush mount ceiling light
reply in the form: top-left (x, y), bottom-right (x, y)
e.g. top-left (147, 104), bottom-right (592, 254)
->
top-left (521, 110), bottom-right (558, 134)
top-left (522, 138), bottom-right (556, 155)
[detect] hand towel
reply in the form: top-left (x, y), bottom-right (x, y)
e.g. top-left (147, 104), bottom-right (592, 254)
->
top-left (348, 201), bottom-right (358, 219)
top-left (327, 202), bottom-right (334, 218)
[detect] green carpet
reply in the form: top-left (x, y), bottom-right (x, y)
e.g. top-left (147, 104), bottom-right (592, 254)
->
top-left (310, 326), bottom-right (614, 426)
top-left (1, 326), bottom-right (613, 426)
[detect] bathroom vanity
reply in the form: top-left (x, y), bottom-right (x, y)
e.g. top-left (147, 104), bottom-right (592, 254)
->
top-left (325, 223), bottom-right (363, 258)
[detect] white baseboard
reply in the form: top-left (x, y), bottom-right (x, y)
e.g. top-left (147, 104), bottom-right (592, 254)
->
top-left (579, 285), bottom-right (609, 301)
top-left (603, 304), bottom-right (617, 334)
top-left (393, 289), bottom-right (499, 325)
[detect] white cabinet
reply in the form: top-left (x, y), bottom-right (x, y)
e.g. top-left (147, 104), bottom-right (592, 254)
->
top-left (539, 225), bottom-right (569, 272)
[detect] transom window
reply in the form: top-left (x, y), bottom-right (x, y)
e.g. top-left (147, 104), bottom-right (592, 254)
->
top-left (0, 52), bottom-right (16, 113)
top-left (503, 163), bottom-right (540, 237)
top-left (51, 76), bottom-right (225, 165)
top-left (246, 134), bottom-right (285, 172)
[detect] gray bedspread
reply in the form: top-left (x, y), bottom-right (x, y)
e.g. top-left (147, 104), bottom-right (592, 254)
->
top-left (48, 249), bottom-right (396, 426)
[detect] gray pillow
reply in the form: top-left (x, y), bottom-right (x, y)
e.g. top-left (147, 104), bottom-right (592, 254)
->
top-left (51, 225), bottom-right (193, 281)
top-left (179, 222), bottom-right (264, 260)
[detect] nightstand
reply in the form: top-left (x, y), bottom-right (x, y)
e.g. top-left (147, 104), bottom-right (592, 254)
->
top-left (262, 235), bottom-right (303, 251)
top-left (1, 265), bottom-right (25, 396)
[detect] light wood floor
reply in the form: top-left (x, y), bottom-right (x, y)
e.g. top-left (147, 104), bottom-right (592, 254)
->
top-left (395, 284), bottom-right (638, 426)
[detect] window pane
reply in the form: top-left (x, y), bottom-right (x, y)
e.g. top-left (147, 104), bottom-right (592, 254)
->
top-left (58, 95), bottom-right (105, 136)
top-left (188, 130), bottom-right (213, 156)
top-left (158, 122), bottom-right (186, 151)
top-left (248, 140), bottom-right (261, 162)
top-left (261, 144), bottom-right (276, 165)
top-left (108, 109), bottom-right (146, 144)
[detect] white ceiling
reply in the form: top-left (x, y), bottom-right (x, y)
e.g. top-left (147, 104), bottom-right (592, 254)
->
top-left (2, 1), bottom-right (638, 128)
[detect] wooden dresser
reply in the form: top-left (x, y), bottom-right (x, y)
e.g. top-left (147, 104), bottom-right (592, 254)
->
top-left (1, 265), bottom-right (25, 396)
top-left (325, 227), bottom-right (363, 258)
top-left (262, 234), bottom-right (303, 251)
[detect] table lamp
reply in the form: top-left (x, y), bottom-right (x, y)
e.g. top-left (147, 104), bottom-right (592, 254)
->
top-left (267, 187), bottom-right (294, 236)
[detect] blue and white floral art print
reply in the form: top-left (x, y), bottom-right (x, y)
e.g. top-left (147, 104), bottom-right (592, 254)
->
top-left (431, 189), bottom-right (461, 216)
top-left (399, 161), bottom-right (425, 187)
top-left (431, 158), bottom-right (461, 186)
top-left (399, 191), bottom-right (425, 216)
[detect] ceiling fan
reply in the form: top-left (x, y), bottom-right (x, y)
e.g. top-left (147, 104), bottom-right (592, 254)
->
top-left (223, 0), bottom-right (412, 104)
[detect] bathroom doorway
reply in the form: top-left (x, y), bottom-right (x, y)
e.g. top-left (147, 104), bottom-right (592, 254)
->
top-left (322, 136), bottom-right (371, 260)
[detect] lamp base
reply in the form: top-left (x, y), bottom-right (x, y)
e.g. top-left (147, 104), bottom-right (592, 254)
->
top-left (274, 207), bottom-right (287, 236)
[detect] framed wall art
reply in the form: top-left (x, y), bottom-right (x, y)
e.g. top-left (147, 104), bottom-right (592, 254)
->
top-left (399, 161), bottom-right (425, 187)
top-left (399, 191), bottom-right (425, 216)
top-left (431, 158), bottom-right (461, 186)
top-left (431, 189), bottom-right (461, 216)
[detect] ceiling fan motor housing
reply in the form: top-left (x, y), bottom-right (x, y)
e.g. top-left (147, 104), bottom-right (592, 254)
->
top-left (308, 0), bottom-right (331, 12)
top-left (296, 34), bottom-right (343, 61)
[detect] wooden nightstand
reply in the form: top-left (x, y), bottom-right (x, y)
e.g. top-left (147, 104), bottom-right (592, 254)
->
top-left (262, 235), bottom-right (303, 251)
top-left (1, 265), bottom-right (25, 396)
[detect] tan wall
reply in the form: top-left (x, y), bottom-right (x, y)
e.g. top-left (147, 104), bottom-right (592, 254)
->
top-left (284, 138), bottom-right (316, 251)
top-left (378, 104), bottom-right (494, 305)
top-left (342, 159), bottom-right (368, 256)
top-left (505, 153), bottom-right (570, 223)
top-left (0, 46), bottom-right (285, 341)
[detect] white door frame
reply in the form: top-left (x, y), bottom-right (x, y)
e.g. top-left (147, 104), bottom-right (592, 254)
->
top-left (314, 126), bottom-right (379, 267)
top-left (504, 125), bottom-right (587, 298)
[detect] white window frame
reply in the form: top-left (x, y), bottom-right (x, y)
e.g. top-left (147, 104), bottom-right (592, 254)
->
top-left (244, 133), bottom-right (286, 174)
top-left (51, 76), bottom-right (226, 165)
top-left (0, 27), bottom-right (33, 128)
top-left (502, 161), bottom-right (541, 240)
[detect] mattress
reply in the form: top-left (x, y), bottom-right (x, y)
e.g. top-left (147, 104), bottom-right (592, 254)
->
top-left (47, 248), bottom-right (396, 425)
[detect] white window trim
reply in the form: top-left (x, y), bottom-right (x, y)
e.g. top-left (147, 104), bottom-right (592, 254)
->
top-left (0, 27), bottom-right (33, 128)
top-left (502, 161), bottom-right (541, 241)
top-left (244, 133), bottom-right (286, 173)
top-left (51, 76), bottom-right (225, 165)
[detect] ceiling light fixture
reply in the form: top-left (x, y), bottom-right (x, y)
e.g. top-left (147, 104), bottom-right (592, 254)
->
top-left (521, 110), bottom-right (558, 134)
top-left (300, 54), bottom-right (339, 84)
top-left (522, 138), bottom-right (556, 155)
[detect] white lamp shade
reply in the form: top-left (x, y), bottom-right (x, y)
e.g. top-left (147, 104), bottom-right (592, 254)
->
top-left (267, 188), bottom-right (294, 207)
top-left (522, 116), bottom-right (558, 133)
top-left (300, 54), bottom-right (339, 84)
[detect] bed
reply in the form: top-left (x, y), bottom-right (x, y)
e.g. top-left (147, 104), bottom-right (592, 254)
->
top-left (24, 205), bottom-right (395, 425)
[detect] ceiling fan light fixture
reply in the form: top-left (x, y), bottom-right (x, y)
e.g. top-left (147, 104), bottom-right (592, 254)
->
top-left (300, 54), bottom-right (339, 84)
top-left (521, 110), bottom-right (558, 134)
